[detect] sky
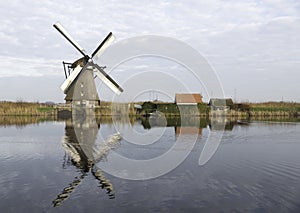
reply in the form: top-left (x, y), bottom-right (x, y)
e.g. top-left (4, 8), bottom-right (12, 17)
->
top-left (0, 0), bottom-right (299, 103)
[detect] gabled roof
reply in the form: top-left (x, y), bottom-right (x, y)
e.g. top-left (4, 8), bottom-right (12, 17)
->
top-left (175, 94), bottom-right (202, 105)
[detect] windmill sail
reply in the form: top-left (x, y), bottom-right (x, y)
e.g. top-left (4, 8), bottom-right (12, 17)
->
top-left (60, 62), bottom-right (87, 93)
top-left (93, 63), bottom-right (123, 95)
top-left (91, 32), bottom-right (115, 59)
top-left (53, 22), bottom-right (86, 57)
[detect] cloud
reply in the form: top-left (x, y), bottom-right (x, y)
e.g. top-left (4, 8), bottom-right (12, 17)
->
top-left (0, 56), bottom-right (62, 77)
top-left (0, 0), bottom-right (299, 102)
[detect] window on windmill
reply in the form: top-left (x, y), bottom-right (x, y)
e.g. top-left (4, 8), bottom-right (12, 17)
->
top-left (81, 92), bottom-right (84, 97)
top-left (80, 82), bottom-right (84, 88)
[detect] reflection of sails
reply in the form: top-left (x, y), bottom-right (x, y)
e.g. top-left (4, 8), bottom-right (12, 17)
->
top-left (53, 109), bottom-right (121, 207)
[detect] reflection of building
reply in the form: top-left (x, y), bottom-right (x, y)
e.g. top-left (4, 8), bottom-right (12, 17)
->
top-left (140, 116), bottom-right (204, 135)
top-left (209, 117), bottom-right (234, 131)
top-left (140, 116), bottom-right (207, 129)
top-left (175, 115), bottom-right (203, 135)
top-left (53, 113), bottom-right (121, 207)
top-left (175, 127), bottom-right (203, 135)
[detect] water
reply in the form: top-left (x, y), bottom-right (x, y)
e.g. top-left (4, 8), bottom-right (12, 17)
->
top-left (1, 116), bottom-right (300, 212)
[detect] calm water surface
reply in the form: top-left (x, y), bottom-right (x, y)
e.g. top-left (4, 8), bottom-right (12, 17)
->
top-left (0, 117), bottom-right (300, 212)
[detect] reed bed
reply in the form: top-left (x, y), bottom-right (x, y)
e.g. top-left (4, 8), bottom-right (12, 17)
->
top-left (249, 102), bottom-right (300, 117)
top-left (1, 100), bottom-right (299, 118)
top-left (0, 101), bottom-right (56, 116)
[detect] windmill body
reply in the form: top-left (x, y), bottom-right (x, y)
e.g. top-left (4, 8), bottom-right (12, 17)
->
top-left (54, 22), bottom-right (123, 107)
top-left (62, 58), bottom-right (100, 107)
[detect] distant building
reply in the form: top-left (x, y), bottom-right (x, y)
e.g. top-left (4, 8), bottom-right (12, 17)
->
top-left (208, 98), bottom-right (233, 110)
top-left (175, 94), bottom-right (202, 105)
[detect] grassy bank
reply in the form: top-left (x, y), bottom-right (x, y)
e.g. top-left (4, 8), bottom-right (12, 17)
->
top-left (0, 101), bottom-right (56, 116)
top-left (1, 101), bottom-right (300, 118)
top-left (249, 102), bottom-right (300, 117)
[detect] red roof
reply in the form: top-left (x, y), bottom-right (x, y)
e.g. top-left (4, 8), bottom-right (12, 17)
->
top-left (175, 94), bottom-right (202, 104)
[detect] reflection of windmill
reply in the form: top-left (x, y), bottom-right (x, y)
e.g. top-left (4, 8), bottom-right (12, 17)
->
top-left (53, 22), bottom-right (123, 106)
top-left (52, 118), bottom-right (121, 207)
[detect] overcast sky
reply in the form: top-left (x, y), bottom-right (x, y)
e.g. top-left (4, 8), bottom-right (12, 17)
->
top-left (0, 0), bottom-right (299, 103)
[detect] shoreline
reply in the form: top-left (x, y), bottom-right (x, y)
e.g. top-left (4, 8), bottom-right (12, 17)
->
top-left (0, 100), bottom-right (299, 118)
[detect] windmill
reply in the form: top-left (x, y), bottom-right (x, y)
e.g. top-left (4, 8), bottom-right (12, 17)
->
top-left (53, 22), bottom-right (123, 107)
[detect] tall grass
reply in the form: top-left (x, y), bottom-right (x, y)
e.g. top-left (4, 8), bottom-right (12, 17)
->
top-left (1, 100), bottom-right (299, 117)
top-left (248, 102), bottom-right (300, 117)
top-left (0, 101), bottom-right (55, 116)
top-left (249, 102), bottom-right (300, 113)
